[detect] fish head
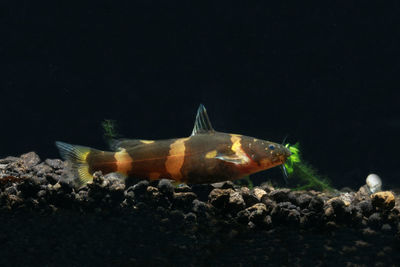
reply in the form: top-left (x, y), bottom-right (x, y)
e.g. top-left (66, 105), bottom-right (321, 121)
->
top-left (244, 138), bottom-right (291, 170)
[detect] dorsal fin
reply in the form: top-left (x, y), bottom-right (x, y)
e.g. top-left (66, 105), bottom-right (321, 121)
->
top-left (191, 104), bottom-right (215, 135)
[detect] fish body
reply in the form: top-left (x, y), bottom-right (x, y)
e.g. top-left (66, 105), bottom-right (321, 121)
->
top-left (56, 105), bottom-right (291, 187)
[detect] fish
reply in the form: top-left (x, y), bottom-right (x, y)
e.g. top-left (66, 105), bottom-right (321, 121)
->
top-left (56, 104), bottom-right (291, 187)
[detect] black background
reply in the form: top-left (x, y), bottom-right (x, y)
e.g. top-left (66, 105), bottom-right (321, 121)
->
top-left (1, 1), bottom-right (399, 189)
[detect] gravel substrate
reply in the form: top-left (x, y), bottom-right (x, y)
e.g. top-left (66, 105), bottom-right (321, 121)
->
top-left (0, 152), bottom-right (399, 266)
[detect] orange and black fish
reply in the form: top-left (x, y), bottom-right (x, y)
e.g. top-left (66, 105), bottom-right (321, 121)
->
top-left (56, 104), bottom-right (291, 187)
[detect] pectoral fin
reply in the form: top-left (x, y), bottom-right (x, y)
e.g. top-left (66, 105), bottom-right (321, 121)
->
top-left (215, 153), bottom-right (248, 165)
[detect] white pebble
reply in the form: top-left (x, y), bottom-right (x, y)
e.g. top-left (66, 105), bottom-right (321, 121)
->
top-left (366, 173), bottom-right (382, 194)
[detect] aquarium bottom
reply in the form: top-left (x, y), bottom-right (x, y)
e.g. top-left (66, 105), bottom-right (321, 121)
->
top-left (0, 152), bottom-right (399, 266)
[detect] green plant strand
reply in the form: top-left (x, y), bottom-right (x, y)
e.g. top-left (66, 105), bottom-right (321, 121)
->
top-left (102, 119), bottom-right (119, 140)
top-left (284, 142), bottom-right (332, 191)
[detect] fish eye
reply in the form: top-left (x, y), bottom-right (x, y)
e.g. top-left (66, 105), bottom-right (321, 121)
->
top-left (268, 144), bottom-right (275, 150)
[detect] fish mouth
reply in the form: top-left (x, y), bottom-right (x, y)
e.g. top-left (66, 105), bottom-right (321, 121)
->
top-left (284, 147), bottom-right (292, 157)
top-left (270, 156), bottom-right (285, 166)
top-left (279, 154), bottom-right (289, 163)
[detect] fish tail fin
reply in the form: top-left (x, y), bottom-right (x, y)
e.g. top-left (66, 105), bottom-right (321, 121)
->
top-left (55, 141), bottom-right (93, 187)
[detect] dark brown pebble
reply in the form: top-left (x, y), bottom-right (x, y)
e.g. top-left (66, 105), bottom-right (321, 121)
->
top-left (45, 173), bottom-right (60, 185)
top-left (44, 159), bottom-right (64, 169)
top-left (244, 194), bottom-right (260, 208)
top-left (340, 187), bottom-right (353, 192)
top-left (191, 184), bottom-right (213, 202)
top-left (362, 227), bottom-right (377, 237)
top-left (308, 196), bottom-right (324, 212)
top-left (208, 188), bottom-right (232, 209)
top-left (329, 198), bottom-right (345, 211)
top-left (247, 221), bottom-right (256, 229)
top-left (184, 212), bottom-right (197, 223)
top-left (259, 182), bottom-right (275, 193)
top-left (268, 189), bottom-right (291, 203)
top-left (37, 190), bottom-right (47, 198)
top-left (247, 203), bottom-right (268, 225)
top-left (287, 209), bottom-right (301, 225)
top-left (170, 209), bottom-right (185, 224)
top-left (173, 192), bottom-right (197, 210)
top-left (227, 191), bottom-right (246, 213)
top-left (0, 156), bottom-right (19, 164)
top-left (295, 194), bottom-right (312, 209)
top-left (368, 212), bottom-right (382, 229)
top-left (358, 200), bottom-right (373, 216)
top-left (211, 181), bottom-right (235, 189)
top-left (174, 184), bottom-right (192, 192)
top-left (32, 163), bottom-right (53, 176)
top-left (157, 179), bottom-right (174, 197)
top-left (325, 221), bottom-right (339, 230)
top-left (381, 224), bottom-right (392, 232)
top-left (132, 180), bottom-right (149, 196)
top-left (192, 199), bottom-right (210, 215)
top-left (236, 209), bottom-right (250, 224)
top-left (371, 191), bottom-right (395, 210)
top-left (17, 180), bottom-right (40, 198)
top-left (4, 186), bottom-right (18, 195)
top-left (20, 152), bottom-right (41, 168)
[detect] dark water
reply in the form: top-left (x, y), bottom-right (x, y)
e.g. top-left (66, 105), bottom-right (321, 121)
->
top-left (1, 2), bottom-right (399, 190)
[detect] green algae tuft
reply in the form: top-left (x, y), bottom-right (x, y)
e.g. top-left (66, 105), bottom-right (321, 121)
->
top-left (102, 119), bottom-right (120, 141)
top-left (284, 143), bottom-right (333, 191)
